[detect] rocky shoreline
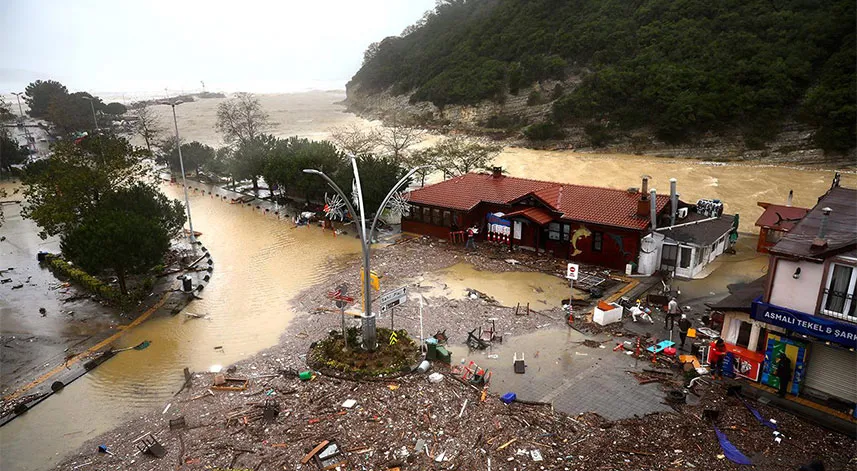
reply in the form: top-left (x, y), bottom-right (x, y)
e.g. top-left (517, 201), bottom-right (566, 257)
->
top-left (344, 86), bottom-right (856, 167)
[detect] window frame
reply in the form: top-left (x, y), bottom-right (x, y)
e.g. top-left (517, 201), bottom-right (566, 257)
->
top-left (820, 262), bottom-right (857, 322)
top-left (592, 231), bottom-right (603, 252)
top-left (679, 245), bottom-right (692, 269)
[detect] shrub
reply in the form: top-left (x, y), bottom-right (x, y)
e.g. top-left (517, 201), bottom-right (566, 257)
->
top-left (523, 121), bottom-right (564, 141)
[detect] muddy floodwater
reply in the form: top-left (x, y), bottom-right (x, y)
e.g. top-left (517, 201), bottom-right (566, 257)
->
top-left (0, 184), bottom-right (360, 471)
top-left (418, 262), bottom-right (582, 308)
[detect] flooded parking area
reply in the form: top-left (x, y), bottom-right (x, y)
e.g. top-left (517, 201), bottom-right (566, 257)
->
top-left (0, 183), bottom-right (361, 471)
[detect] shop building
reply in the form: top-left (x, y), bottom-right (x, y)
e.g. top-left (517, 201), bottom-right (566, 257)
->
top-left (402, 170), bottom-right (675, 270)
top-left (751, 179), bottom-right (857, 415)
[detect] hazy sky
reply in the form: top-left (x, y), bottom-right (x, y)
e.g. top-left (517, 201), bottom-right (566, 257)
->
top-left (1, 0), bottom-right (435, 96)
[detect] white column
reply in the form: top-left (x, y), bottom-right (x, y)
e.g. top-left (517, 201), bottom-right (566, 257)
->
top-left (748, 322), bottom-right (762, 351)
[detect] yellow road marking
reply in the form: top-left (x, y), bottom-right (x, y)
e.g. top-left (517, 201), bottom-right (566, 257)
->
top-left (3, 292), bottom-right (172, 402)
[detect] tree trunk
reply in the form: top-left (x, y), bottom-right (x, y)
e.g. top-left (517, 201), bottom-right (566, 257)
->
top-left (252, 177), bottom-right (259, 195)
top-left (116, 268), bottom-right (128, 295)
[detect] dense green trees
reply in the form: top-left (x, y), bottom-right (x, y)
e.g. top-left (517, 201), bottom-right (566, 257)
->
top-left (350, 0), bottom-right (856, 152)
top-left (60, 184), bottom-right (185, 294)
top-left (0, 130), bottom-right (28, 173)
top-left (21, 135), bottom-right (185, 296)
top-left (24, 80), bottom-right (69, 118)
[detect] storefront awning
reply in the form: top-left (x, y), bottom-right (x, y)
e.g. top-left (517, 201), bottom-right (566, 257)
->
top-left (751, 298), bottom-right (857, 347)
top-left (504, 207), bottom-right (555, 225)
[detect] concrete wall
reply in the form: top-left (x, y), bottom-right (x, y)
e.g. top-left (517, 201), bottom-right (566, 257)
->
top-left (768, 258), bottom-right (824, 314)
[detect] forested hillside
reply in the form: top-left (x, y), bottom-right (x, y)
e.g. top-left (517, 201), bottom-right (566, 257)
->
top-left (348, 0), bottom-right (855, 153)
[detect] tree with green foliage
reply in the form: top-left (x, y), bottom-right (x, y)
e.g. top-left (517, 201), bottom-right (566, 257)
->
top-left (60, 184), bottom-right (185, 295)
top-left (47, 92), bottom-right (104, 133)
top-left (104, 102), bottom-right (128, 116)
top-left (21, 135), bottom-right (151, 239)
top-left (0, 97), bottom-right (15, 122)
top-left (231, 134), bottom-right (277, 194)
top-left (263, 137), bottom-right (348, 202)
top-left (350, 0), bottom-right (856, 153)
top-left (24, 79), bottom-right (68, 118)
top-left (352, 155), bottom-right (408, 214)
top-left (160, 140), bottom-right (215, 176)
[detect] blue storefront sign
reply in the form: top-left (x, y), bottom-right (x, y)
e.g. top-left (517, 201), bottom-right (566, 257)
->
top-left (751, 298), bottom-right (857, 348)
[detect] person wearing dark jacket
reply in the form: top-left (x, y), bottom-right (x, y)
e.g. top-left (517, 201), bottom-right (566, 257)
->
top-left (678, 314), bottom-right (692, 349)
top-left (775, 352), bottom-right (792, 397)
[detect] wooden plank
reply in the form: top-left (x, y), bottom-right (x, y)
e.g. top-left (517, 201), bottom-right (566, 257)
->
top-left (301, 440), bottom-right (330, 464)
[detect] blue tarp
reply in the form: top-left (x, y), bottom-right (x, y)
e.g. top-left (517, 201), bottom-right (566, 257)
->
top-left (714, 425), bottom-right (753, 465)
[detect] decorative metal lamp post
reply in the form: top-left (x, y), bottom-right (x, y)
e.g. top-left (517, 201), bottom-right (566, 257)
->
top-left (304, 156), bottom-right (422, 351)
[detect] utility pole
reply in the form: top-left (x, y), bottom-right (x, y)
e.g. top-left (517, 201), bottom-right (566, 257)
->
top-left (159, 100), bottom-right (197, 250)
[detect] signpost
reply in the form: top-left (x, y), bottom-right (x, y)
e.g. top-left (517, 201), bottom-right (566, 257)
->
top-left (327, 284), bottom-right (355, 350)
top-left (379, 286), bottom-right (408, 329)
top-left (566, 263), bottom-right (579, 322)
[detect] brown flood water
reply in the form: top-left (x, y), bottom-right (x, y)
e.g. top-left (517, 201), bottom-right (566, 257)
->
top-left (0, 184), bottom-right (361, 471)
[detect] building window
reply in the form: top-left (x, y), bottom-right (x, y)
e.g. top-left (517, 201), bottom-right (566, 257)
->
top-left (767, 229), bottom-right (784, 244)
top-left (442, 210), bottom-right (452, 227)
top-left (694, 247), bottom-right (705, 267)
top-left (562, 224), bottom-right (570, 241)
top-left (432, 208), bottom-right (442, 226)
top-left (821, 263), bottom-right (857, 321)
top-left (679, 246), bottom-right (692, 269)
top-left (408, 205), bottom-right (419, 221)
top-left (592, 231), bottom-right (603, 252)
top-left (548, 222), bottom-right (561, 241)
top-left (661, 244), bottom-right (678, 267)
top-left (736, 321), bottom-right (752, 348)
top-left (422, 207), bottom-right (431, 223)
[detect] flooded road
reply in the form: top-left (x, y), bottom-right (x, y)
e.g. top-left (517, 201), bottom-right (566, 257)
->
top-left (494, 149), bottom-right (855, 232)
top-left (0, 183), bottom-right (360, 471)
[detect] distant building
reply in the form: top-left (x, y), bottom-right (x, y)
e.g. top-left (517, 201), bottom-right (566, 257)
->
top-left (403, 169), bottom-right (736, 274)
top-left (754, 192), bottom-right (809, 253)
top-left (751, 177), bottom-right (857, 415)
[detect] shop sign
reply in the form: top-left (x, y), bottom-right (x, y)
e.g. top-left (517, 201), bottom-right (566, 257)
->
top-left (751, 299), bottom-right (857, 348)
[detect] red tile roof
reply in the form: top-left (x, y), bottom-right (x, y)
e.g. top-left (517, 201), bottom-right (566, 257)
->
top-left (407, 173), bottom-right (556, 211)
top-left (408, 173), bottom-right (670, 230)
top-left (755, 203), bottom-right (809, 231)
top-left (505, 207), bottom-right (556, 225)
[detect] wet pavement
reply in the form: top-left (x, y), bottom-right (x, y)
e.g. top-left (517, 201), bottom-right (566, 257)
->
top-left (453, 327), bottom-right (674, 421)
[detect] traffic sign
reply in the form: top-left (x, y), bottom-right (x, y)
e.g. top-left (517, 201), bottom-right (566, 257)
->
top-left (379, 286), bottom-right (408, 312)
top-left (566, 263), bottom-right (579, 280)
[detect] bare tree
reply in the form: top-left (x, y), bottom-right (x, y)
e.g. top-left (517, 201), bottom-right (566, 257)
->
top-left (328, 123), bottom-right (379, 156)
top-left (133, 104), bottom-right (163, 155)
top-left (215, 93), bottom-right (273, 145)
top-left (426, 135), bottom-right (501, 177)
top-left (376, 112), bottom-right (425, 163)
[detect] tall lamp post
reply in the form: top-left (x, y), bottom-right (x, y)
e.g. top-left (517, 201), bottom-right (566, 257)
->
top-left (158, 100), bottom-right (197, 248)
top-left (304, 157), bottom-right (423, 351)
top-left (82, 96), bottom-right (100, 132)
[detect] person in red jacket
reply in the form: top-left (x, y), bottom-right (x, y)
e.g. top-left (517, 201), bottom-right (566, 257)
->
top-left (709, 338), bottom-right (727, 380)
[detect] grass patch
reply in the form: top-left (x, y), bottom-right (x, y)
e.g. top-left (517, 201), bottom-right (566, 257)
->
top-left (309, 327), bottom-right (421, 378)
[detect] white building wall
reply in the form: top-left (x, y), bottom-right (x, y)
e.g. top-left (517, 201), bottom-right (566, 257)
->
top-left (768, 258), bottom-right (824, 314)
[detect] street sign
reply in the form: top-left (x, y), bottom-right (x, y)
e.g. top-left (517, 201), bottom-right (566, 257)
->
top-left (379, 286), bottom-right (408, 312)
top-left (566, 263), bottom-right (579, 280)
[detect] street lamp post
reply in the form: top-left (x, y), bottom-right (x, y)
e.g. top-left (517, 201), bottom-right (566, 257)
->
top-left (159, 100), bottom-right (197, 248)
top-left (82, 96), bottom-right (99, 132)
top-left (304, 157), bottom-right (422, 351)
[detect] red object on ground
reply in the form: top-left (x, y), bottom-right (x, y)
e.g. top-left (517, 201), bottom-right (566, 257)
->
top-left (664, 347), bottom-right (677, 356)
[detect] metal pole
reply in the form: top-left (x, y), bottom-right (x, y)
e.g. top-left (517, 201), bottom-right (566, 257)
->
top-left (418, 294), bottom-right (425, 352)
top-left (89, 99), bottom-right (99, 131)
top-left (569, 279), bottom-right (574, 321)
top-left (11, 92), bottom-right (35, 154)
top-left (170, 103), bottom-right (196, 247)
top-left (341, 304), bottom-right (348, 351)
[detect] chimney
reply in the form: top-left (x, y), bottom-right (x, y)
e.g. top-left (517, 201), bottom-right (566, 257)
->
top-left (637, 175), bottom-right (651, 217)
top-left (811, 207), bottom-right (832, 249)
top-left (786, 190), bottom-right (793, 207)
top-left (669, 178), bottom-right (678, 227)
top-left (491, 166), bottom-right (503, 179)
top-left (650, 188), bottom-right (658, 230)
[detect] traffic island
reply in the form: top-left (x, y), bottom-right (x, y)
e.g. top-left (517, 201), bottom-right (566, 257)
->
top-left (308, 327), bottom-right (421, 379)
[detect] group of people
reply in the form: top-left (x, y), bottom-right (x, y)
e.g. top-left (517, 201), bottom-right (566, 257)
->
top-left (634, 296), bottom-right (795, 398)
